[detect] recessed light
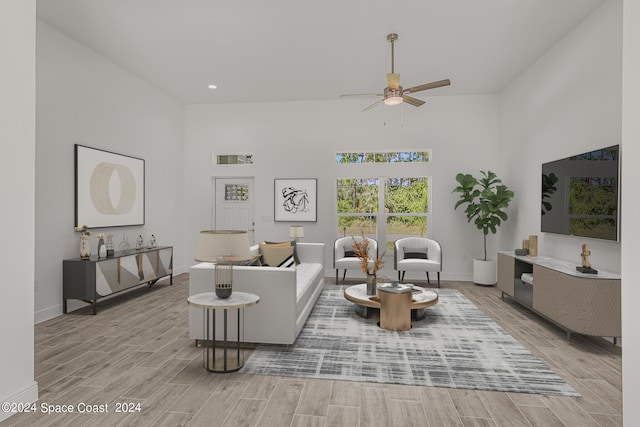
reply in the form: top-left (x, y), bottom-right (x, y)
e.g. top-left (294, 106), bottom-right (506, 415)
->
top-left (207, 84), bottom-right (217, 90)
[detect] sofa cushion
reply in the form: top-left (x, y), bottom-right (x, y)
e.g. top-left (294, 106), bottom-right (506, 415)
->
top-left (260, 243), bottom-right (294, 266)
top-left (295, 262), bottom-right (323, 317)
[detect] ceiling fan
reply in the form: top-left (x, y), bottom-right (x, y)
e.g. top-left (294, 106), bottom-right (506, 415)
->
top-left (341, 33), bottom-right (451, 112)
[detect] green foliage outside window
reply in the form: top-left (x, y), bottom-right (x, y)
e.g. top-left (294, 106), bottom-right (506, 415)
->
top-left (336, 151), bottom-right (430, 164)
top-left (337, 177), bottom-right (429, 237)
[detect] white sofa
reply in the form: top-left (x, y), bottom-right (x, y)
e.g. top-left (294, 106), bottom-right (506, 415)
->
top-left (189, 242), bottom-right (325, 345)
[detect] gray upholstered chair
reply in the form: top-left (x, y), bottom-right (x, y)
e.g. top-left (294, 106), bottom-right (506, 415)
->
top-left (394, 237), bottom-right (442, 287)
top-left (333, 236), bottom-right (378, 284)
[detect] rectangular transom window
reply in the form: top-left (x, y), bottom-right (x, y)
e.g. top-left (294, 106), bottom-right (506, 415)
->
top-left (336, 151), bottom-right (430, 164)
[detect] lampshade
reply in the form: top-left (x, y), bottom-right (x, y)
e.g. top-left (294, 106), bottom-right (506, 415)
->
top-left (289, 225), bottom-right (304, 239)
top-left (194, 230), bottom-right (251, 262)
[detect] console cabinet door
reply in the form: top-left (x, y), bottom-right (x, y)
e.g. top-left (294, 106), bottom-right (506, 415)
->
top-left (96, 258), bottom-right (119, 297)
top-left (497, 252), bottom-right (514, 296)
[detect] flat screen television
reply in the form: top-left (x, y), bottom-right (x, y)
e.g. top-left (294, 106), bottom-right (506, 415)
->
top-left (541, 145), bottom-right (619, 241)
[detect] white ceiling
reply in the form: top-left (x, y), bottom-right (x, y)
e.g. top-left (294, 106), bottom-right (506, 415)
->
top-left (36, 0), bottom-right (604, 105)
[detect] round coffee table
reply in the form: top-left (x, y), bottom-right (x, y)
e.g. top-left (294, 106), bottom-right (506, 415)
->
top-left (343, 283), bottom-right (439, 322)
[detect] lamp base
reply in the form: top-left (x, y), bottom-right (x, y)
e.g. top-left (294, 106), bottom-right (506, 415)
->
top-left (215, 287), bottom-right (232, 299)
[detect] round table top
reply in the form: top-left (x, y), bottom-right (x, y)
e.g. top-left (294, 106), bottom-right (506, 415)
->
top-left (344, 283), bottom-right (439, 309)
top-left (188, 292), bottom-right (260, 310)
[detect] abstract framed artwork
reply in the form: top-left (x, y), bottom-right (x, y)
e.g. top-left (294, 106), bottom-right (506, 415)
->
top-left (274, 178), bottom-right (317, 222)
top-left (75, 144), bottom-right (145, 228)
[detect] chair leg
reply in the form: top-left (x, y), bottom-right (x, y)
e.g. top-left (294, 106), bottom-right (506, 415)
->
top-left (343, 270), bottom-right (347, 283)
top-left (437, 272), bottom-right (440, 288)
top-left (426, 272), bottom-right (430, 284)
top-left (336, 269), bottom-right (338, 285)
top-left (401, 271), bottom-right (406, 283)
top-left (398, 271), bottom-right (402, 282)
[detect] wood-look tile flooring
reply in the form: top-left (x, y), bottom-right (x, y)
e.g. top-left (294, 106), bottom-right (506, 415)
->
top-left (1, 274), bottom-right (622, 426)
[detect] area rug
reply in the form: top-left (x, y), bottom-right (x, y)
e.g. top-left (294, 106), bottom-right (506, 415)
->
top-left (240, 286), bottom-right (579, 396)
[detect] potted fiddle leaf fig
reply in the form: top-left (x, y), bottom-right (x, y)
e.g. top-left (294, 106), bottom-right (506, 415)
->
top-left (453, 171), bottom-right (514, 285)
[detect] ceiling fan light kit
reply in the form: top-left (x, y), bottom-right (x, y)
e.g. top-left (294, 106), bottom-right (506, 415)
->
top-left (341, 33), bottom-right (451, 112)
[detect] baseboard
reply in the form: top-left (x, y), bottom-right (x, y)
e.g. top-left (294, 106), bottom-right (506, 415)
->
top-left (35, 274), bottom-right (182, 324)
top-left (35, 304), bottom-right (63, 324)
top-left (0, 381), bottom-right (39, 422)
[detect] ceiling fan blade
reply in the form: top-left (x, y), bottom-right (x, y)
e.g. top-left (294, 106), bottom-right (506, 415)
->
top-left (387, 73), bottom-right (401, 90)
top-left (402, 95), bottom-right (425, 107)
top-left (362, 99), bottom-right (383, 112)
top-left (340, 93), bottom-right (382, 98)
top-left (404, 79), bottom-right (451, 94)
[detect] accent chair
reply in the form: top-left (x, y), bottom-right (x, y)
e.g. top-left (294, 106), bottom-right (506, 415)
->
top-left (333, 236), bottom-right (378, 284)
top-left (394, 237), bottom-right (442, 287)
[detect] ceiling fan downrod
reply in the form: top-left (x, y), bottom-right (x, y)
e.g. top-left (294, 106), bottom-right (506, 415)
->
top-left (387, 33), bottom-right (398, 74)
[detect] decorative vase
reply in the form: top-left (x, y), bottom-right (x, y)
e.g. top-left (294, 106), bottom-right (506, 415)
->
top-left (97, 238), bottom-right (106, 258)
top-left (366, 273), bottom-right (377, 295)
top-left (80, 238), bottom-right (91, 259)
top-left (106, 235), bottom-right (115, 257)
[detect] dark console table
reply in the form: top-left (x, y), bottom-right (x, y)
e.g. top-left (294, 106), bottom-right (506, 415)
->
top-left (63, 246), bottom-right (173, 314)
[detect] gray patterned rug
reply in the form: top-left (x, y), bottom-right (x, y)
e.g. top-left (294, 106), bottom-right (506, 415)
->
top-left (240, 286), bottom-right (579, 396)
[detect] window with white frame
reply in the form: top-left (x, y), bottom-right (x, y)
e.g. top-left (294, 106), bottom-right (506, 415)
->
top-left (336, 152), bottom-right (431, 252)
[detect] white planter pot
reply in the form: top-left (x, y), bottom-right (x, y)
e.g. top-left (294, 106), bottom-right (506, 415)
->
top-left (473, 259), bottom-right (497, 286)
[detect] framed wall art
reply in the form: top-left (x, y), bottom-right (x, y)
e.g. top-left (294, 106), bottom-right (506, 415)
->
top-left (274, 178), bottom-right (317, 222)
top-left (75, 144), bottom-right (145, 228)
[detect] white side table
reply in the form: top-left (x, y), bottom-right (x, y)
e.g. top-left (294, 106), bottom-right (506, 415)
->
top-left (187, 292), bottom-right (260, 373)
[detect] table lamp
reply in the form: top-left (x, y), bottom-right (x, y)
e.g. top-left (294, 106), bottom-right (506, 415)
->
top-left (194, 230), bottom-right (251, 298)
top-left (289, 225), bottom-right (304, 242)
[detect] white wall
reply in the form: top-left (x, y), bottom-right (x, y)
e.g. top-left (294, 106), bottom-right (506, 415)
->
top-left (35, 22), bottom-right (186, 322)
top-left (622, 0), bottom-right (640, 423)
top-left (0, 0), bottom-right (38, 421)
top-left (185, 95), bottom-right (500, 280)
top-left (498, 0), bottom-right (622, 273)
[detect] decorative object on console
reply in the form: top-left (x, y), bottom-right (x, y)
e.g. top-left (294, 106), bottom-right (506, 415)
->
top-left (528, 235), bottom-right (538, 257)
top-left (96, 233), bottom-right (106, 258)
top-left (577, 243), bottom-right (598, 274)
top-left (136, 235), bottom-right (144, 250)
top-left (274, 178), bottom-right (317, 222)
top-left (74, 224), bottom-right (92, 259)
top-left (106, 234), bottom-right (114, 257)
top-left (514, 249), bottom-right (529, 256)
top-left (75, 144), bottom-right (144, 229)
top-left (453, 171), bottom-right (514, 285)
top-left (289, 225), bottom-right (304, 242)
top-left (149, 234), bottom-right (157, 248)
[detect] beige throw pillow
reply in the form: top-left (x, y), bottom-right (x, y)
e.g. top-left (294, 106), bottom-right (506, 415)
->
top-left (259, 243), bottom-right (294, 266)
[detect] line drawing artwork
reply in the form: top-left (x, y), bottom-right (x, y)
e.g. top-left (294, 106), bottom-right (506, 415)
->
top-left (282, 186), bottom-right (309, 214)
top-left (274, 178), bottom-right (316, 222)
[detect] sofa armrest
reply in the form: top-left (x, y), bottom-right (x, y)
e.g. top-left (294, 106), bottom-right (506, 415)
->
top-left (296, 242), bottom-right (324, 265)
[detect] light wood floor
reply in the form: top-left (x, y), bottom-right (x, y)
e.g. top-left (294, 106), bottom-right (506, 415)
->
top-left (1, 274), bottom-right (622, 427)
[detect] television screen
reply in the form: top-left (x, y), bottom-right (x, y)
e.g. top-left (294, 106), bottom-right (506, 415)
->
top-left (541, 145), bottom-right (619, 241)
